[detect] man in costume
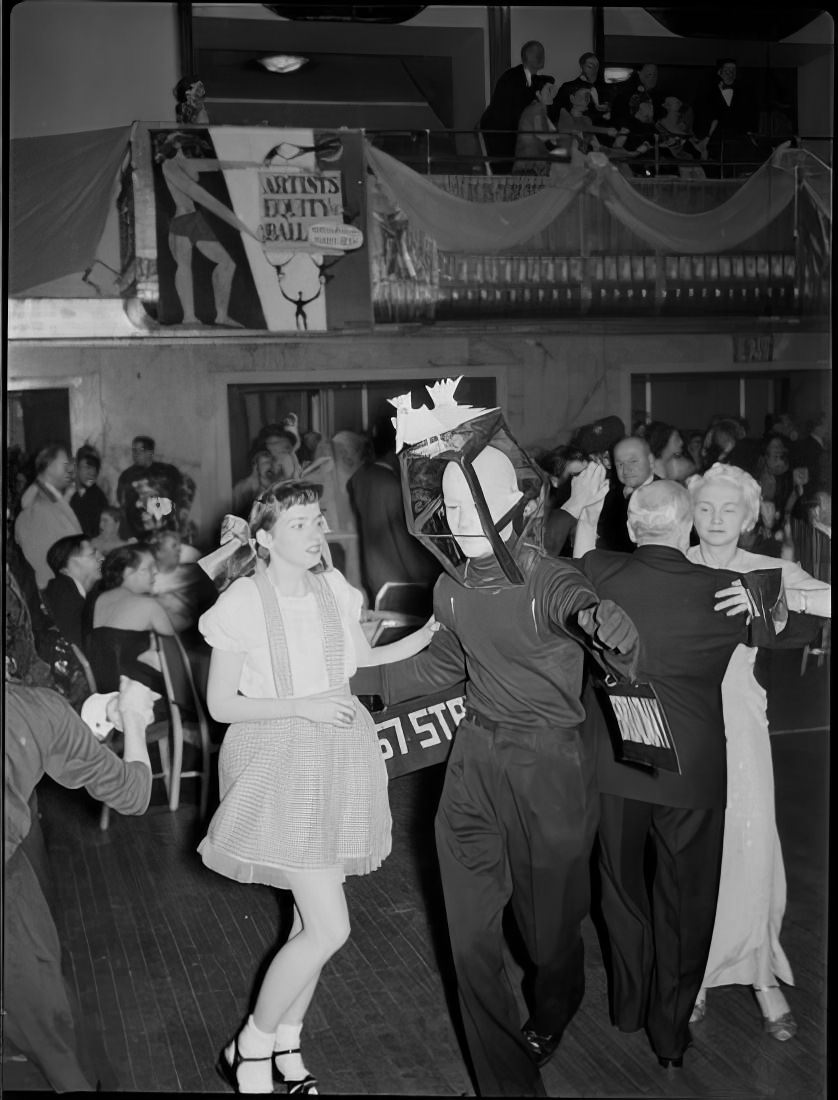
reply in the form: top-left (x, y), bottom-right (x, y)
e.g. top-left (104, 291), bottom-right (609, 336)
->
top-left (354, 379), bottom-right (639, 1096)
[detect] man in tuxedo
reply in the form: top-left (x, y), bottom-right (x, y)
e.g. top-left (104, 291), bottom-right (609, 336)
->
top-left (573, 480), bottom-right (764, 1068)
top-left (68, 446), bottom-right (109, 539)
top-left (480, 40), bottom-right (549, 172)
top-left (596, 436), bottom-right (657, 552)
top-left (694, 58), bottom-right (760, 177)
top-left (43, 535), bottom-right (102, 649)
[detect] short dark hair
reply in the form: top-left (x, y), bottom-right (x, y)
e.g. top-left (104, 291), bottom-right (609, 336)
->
top-left (579, 51), bottom-right (598, 67)
top-left (174, 74), bottom-right (202, 102)
top-left (532, 74), bottom-right (556, 94)
top-left (99, 544), bottom-right (153, 592)
top-left (132, 435), bottom-right (155, 452)
top-left (645, 421), bottom-right (679, 459)
top-left (35, 442), bottom-right (70, 474)
top-left (520, 40), bottom-right (543, 60)
top-left (75, 445), bottom-right (101, 471)
top-left (46, 534), bottom-right (88, 576)
top-left (259, 425), bottom-right (296, 449)
top-left (716, 57), bottom-right (737, 69)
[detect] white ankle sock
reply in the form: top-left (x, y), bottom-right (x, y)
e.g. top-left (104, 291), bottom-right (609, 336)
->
top-left (274, 1023), bottom-right (310, 1082)
top-left (227, 1015), bottom-right (274, 1094)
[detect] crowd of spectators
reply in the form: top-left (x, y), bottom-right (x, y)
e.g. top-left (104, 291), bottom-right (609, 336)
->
top-left (482, 42), bottom-right (780, 178)
top-left (535, 408), bottom-right (831, 565)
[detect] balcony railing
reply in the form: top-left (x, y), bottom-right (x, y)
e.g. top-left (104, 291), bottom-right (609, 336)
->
top-left (366, 130), bottom-right (831, 325)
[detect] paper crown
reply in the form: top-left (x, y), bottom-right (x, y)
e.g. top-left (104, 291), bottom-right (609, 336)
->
top-left (388, 376), bottom-right (498, 453)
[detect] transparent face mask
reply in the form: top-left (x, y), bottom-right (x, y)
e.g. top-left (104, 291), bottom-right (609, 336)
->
top-left (397, 410), bottom-right (549, 586)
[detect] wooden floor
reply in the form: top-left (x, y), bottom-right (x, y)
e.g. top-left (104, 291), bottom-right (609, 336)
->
top-left (4, 649), bottom-right (828, 1097)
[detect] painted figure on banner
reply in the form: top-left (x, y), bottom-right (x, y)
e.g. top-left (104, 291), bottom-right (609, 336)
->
top-left (155, 132), bottom-right (260, 328)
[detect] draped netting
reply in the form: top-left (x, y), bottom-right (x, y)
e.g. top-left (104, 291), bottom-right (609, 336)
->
top-left (365, 141), bottom-right (827, 256)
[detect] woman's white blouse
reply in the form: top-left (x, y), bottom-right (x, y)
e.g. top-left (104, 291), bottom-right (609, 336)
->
top-left (198, 569), bottom-right (363, 698)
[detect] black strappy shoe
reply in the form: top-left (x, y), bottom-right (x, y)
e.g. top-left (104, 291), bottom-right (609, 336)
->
top-left (272, 1048), bottom-right (318, 1094)
top-left (216, 1036), bottom-right (274, 1094)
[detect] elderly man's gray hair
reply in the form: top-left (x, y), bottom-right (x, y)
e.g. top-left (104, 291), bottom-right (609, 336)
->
top-left (627, 479), bottom-right (692, 542)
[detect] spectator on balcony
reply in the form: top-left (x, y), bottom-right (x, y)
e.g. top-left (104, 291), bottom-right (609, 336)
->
top-left (551, 51), bottom-right (612, 123)
top-left (68, 445), bottom-right (109, 540)
top-left (512, 77), bottom-right (563, 175)
top-left (611, 62), bottom-right (660, 129)
top-left (694, 59), bottom-right (761, 177)
top-left (655, 96), bottom-right (707, 178)
top-left (174, 74), bottom-right (209, 126)
top-left (556, 86), bottom-right (619, 156)
top-left (611, 94), bottom-right (658, 173)
top-left (480, 40), bottom-right (550, 173)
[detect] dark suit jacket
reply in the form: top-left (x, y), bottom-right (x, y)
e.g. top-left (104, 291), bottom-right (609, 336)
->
top-left (791, 435), bottom-right (827, 493)
top-left (42, 573), bottom-right (87, 650)
top-left (596, 476), bottom-right (661, 553)
top-left (581, 545), bottom-right (751, 809)
top-left (696, 83), bottom-right (757, 140)
top-left (480, 65), bottom-right (551, 161)
top-left (69, 484), bottom-right (109, 539)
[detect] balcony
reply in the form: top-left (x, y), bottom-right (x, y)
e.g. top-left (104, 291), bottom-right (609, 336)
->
top-left (366, 130), bottom-right (831, 326)
top-left (108, 124), bottom-right (829, 334)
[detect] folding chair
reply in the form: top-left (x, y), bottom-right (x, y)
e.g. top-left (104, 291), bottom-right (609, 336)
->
top-left (154, 632), bottom-right (212, 817)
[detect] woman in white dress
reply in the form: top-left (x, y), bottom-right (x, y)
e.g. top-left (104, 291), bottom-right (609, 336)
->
top-left (200, 481), bottom-right (436, 1094)
top-left (686, 463), bottom-right (830, 1038)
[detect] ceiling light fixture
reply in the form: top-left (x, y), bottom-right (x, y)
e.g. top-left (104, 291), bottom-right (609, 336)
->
top-left (259, 54), bottom-right (309, 74)
top-left (604, 67), bottom-right (634, 84)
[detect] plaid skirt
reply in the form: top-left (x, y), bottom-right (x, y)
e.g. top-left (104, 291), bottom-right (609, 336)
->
top-left (198, 696), bottom-right (392, 889)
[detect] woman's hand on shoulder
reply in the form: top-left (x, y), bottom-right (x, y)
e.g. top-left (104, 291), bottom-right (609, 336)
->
top-left (296, 696), bottom-right (357, 726)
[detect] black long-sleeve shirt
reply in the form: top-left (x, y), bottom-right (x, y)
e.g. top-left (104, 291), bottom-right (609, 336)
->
top-left (376, 552), bottom-right (633, 731)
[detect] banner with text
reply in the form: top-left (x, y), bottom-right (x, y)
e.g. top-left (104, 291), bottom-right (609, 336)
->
top-left (372, 684), bottom-right (466, 779)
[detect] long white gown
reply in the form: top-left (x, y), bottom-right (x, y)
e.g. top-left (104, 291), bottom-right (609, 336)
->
top-left (685, 547), bottom-right (828, 988)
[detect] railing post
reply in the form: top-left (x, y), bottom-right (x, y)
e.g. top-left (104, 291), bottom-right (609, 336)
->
top-left (653, 132), bottom-right (660, 177)
top-left (426, 129), bottom-right (431, 176)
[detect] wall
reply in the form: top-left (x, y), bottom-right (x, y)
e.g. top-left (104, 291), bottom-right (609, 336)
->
top-left (8, 326), bottom-right (828, 545)
top-left (509, 6), bottom-right (593, 85)
top-left (10, 0), bottom-right (179, 138)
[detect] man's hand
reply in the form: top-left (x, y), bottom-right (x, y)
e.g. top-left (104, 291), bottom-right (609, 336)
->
top-left (714, 580), bottom-right (752, 618)
top-left (564, 462), bottom-right (609, 521)
top-left (578, 599), bottom-right (638, 654)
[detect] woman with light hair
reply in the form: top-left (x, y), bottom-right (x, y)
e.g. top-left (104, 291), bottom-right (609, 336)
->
top-left (686, 463), bottom-right (830, 1037)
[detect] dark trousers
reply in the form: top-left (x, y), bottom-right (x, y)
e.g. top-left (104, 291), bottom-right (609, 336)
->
top-left (4, 846), bottom-right (95, 1091)
top-left (434, 718), bottom-right (599, 1097)
top-left (597, 794), bottom-right (725, 1060)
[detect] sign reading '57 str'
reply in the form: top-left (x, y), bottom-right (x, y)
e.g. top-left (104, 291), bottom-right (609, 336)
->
top-left (372, 685), bottom-right (466, 779)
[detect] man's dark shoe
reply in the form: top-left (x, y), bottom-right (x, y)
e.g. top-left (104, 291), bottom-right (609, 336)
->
top-left (521, 1021), bottom-right (561, 1067)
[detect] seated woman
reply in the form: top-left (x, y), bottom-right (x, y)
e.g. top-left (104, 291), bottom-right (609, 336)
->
top-left (556, 85), bottom-right (618, 156)
top-left (611, 94), bottom-right (658, 175)
top-left (656, 95), bottom-right (706, 178)
top-left (511, 76), bottom-right (562, 175)
top-left (91, 506), bottom-right (136, 556)
top-left (149, 528), bottom-right (207, 635)
top-left (87, 546), bottom-right (174, 730)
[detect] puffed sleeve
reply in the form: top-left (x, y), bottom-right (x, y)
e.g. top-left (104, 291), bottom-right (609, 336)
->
top-left (324, 568), bottom-right (364, 624)
top-left (198, 577), bottom-right (258, 652)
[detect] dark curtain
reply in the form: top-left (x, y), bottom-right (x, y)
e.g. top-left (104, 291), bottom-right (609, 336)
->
top-left (9, 126), bottom-right (131, 295)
